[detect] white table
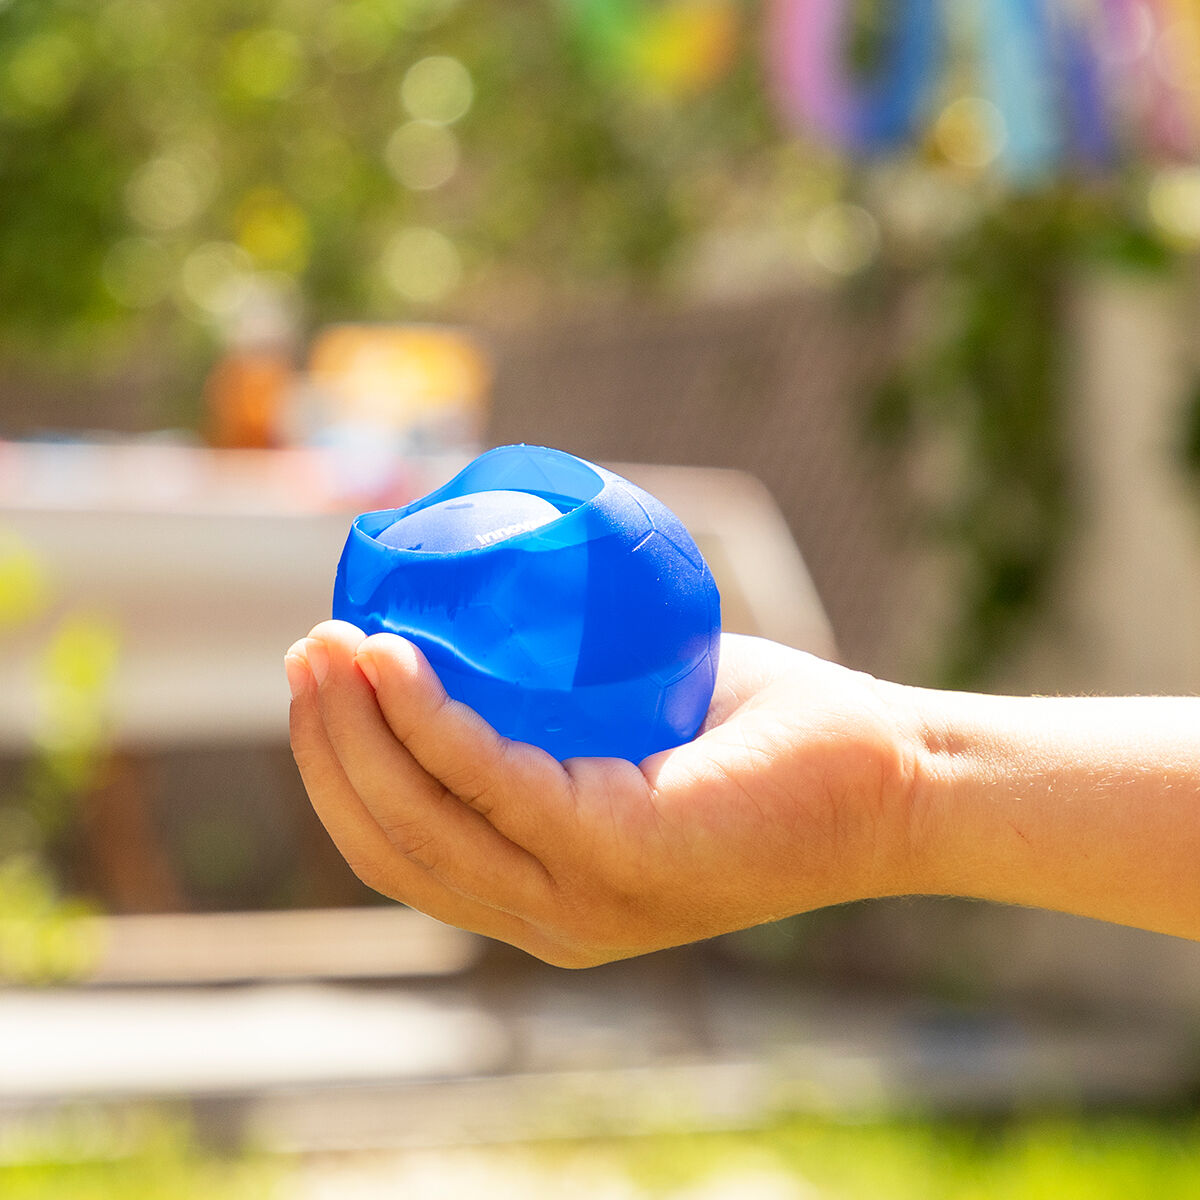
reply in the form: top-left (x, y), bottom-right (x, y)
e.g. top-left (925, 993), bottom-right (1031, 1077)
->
top-left (0, 443), bottom-right (834, 751)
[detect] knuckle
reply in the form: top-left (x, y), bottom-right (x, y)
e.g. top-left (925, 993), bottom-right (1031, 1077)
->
top-left (438, 759), bottom-right (489, 801)
top-left (377, 815), bottom-right (442, 872)
top-left (437, 742), bottom-right (511, 814)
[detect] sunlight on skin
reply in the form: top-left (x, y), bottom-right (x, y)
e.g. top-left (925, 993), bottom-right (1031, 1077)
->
top-left (285, 622), bottom-right (912, 967)
top-left (287, 621), bottom-right (1200, 965)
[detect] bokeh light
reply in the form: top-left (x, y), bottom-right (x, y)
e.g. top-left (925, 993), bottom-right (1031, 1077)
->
top-left (806, 203), bottom-right (880, 276)
top-left (1148, 165), bottom-right (1200, 248)
top-left (384, 121), bottom-right (460, 191)
top-left (179, 241), bottom-right (255, 317)
top-left (223, 27), bottom-right (304, 102)
top-left (235, 189), bottom-right (311, 273)
top-left (379, 226), bottom-right (462, 303)
top-left (934, 98), bottom-right (1007, 172)
top-left (400, 55), bottom-right (473, 124)
top-left (125, 150), bottom-right (216, 232)
top-left (1, 31), bottom-right (84, 121)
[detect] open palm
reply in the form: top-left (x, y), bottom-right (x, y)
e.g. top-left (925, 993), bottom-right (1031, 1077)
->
top-left (287, 622), bottom-right (912, 966)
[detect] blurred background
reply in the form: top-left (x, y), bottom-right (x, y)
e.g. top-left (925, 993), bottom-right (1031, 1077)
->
top-left (4, 0), bottom-right (1200, 1195)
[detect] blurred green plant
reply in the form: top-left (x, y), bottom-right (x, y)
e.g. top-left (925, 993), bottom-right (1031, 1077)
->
top-left (5, 1103), bottom-right (1200, 1196)
top-left (0, 532), bottom-right (118, 983)
top-left (0, 855), bottom-right (101, 984)
top-left (0, 0), bottom-right (767, 395)
top-left (3, 0), bottom-right (1199, 679)
top-left (868, 182), bottom-right (1181, 686)
top-left (568, 1110), bottom-right (1200, 1199)
top-left (0, 1105), bottom-right (279, 1197)
top-left (869, 197), bottom-right (1076, 687)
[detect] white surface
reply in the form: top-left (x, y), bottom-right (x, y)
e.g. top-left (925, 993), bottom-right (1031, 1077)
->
top-left (0, 508), bottom-right (352, 749)
top-left (0, 449), bottom-right (833, 748)
top-left (0, 984), bottom-right (507, 1097)
top-left (1065, 272), bottom-right (1200, 693)
top-left (88, 906), bottom-right (483, 984)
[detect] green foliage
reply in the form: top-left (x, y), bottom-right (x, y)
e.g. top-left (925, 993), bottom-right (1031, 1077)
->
top-left (4, 2), bottom-right (1197, 679)
top-left (0, 854), bottom-right (100, 983)
top-left (0, 531), bottom-right (117, 983)
top-left (547, 1111), bottom-right (1200, 1198)
top-left (871, 197), bottom-right (1073, 686)
top-left (868, 184), bottom-right (1179, 687)
top-left (7, 1108), bottom-right (1200, 1196)
top-left (0, 0), bottom-right (768, 381)
top-left (1179, 380), bottom-right (1200, 487)
top-left (0, 1107), bottom-right (279, 1198)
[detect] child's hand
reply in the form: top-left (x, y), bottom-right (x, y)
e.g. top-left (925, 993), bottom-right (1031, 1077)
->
top-left (285, 621), bottom-right (917, 966)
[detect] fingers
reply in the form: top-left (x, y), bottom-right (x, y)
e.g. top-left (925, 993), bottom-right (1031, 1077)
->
top-left (286, 640), bottom-right (534, 945)
top-left (354, 632), bottom-right (573, 854)
top-left (303, 622), bottom-right (551, 913)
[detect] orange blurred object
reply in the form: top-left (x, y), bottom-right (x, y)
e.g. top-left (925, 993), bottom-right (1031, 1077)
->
top-left (204, 349), bottom-right (295, 450)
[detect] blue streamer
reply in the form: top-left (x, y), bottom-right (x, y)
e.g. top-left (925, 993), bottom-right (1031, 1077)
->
top-left (979, 0), bottom-right (1061, 182)
top-left (1059, 11), bottom-right (1116, 168)
top-left (766, 0), bottom-right (944, 156)
top-left (852, 0), bottom-right (944, 151)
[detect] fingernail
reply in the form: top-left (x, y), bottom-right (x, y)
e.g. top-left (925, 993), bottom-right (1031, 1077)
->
top-left (284, 654), bottom-right (310, 699)
top-left (306, 638), bottom-right (330, 685)
top-left (356, 652), bottom-right (380, 690)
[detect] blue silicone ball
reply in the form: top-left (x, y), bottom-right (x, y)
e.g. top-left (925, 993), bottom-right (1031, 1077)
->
top-left (376, 490), bottom-right (562, 554)
top-left (332, 444), bottom-right (721, 762)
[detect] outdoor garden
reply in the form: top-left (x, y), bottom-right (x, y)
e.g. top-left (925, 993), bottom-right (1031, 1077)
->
top-left (4, 0), bottom-right (1200, 1195)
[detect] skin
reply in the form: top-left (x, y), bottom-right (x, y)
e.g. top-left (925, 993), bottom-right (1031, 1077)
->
top-left (286, 621), bottom-right (1200, 967)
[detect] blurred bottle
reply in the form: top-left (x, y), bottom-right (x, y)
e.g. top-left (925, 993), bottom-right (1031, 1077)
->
top-left (202, 277), bottom-right (299, 450)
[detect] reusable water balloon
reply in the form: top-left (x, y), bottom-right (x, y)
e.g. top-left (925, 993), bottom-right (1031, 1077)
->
top-left (332, 444), bottom-right (722, 762)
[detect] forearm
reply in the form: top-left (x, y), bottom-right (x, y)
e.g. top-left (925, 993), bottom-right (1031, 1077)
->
top-left (890, 687), bottom-right (1200, 940)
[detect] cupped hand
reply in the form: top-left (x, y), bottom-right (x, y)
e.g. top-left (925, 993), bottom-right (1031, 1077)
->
top-left (286, 621), bottom-right (917, 967)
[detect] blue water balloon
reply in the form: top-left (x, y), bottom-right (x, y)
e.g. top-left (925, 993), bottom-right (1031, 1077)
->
top-left (332, 445), bottom-right (722, 763)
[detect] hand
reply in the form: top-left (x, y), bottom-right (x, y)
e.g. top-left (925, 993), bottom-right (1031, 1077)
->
top-left (285, 621), bottom-right (917, 967)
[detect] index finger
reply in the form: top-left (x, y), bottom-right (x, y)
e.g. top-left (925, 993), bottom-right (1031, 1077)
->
top-left (354, 633), bottom-right (576, 855)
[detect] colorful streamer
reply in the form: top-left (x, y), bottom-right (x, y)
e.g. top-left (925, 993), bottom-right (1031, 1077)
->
top-left (979, 0), bottom-right (1061, 180)
top-left (1100, 0), bottom-right (1195, 156)
top-left (1059, 5), bottom-right (1117, 167)
top-left (1159, 0), bottom-right (1200, 144)
top-left (764, 0), bottom-right (1200, 183)
top-left (562, 0), bottom-right (738, 100)
top-left (765, 0), bottom-right (943, 152)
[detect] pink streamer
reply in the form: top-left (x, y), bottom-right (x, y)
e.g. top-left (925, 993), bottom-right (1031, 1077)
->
top-left (764, 0), bottom-right (854, 144)
top-left (1101, 0), bottom-right (1195, 157)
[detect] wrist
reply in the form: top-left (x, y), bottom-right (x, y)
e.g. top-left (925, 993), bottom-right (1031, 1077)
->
top-left (847, 680), bottom-right (1200, 940)
top-left (835, 673), bottom-right (938, 904)
top-left (868, 677), bottom-right (981, 903)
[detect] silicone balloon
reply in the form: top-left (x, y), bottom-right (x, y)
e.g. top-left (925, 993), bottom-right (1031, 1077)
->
top-left (332, 444), bottom-right (722, 762)
top-left (376, 490), bottom-right (562, 554)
